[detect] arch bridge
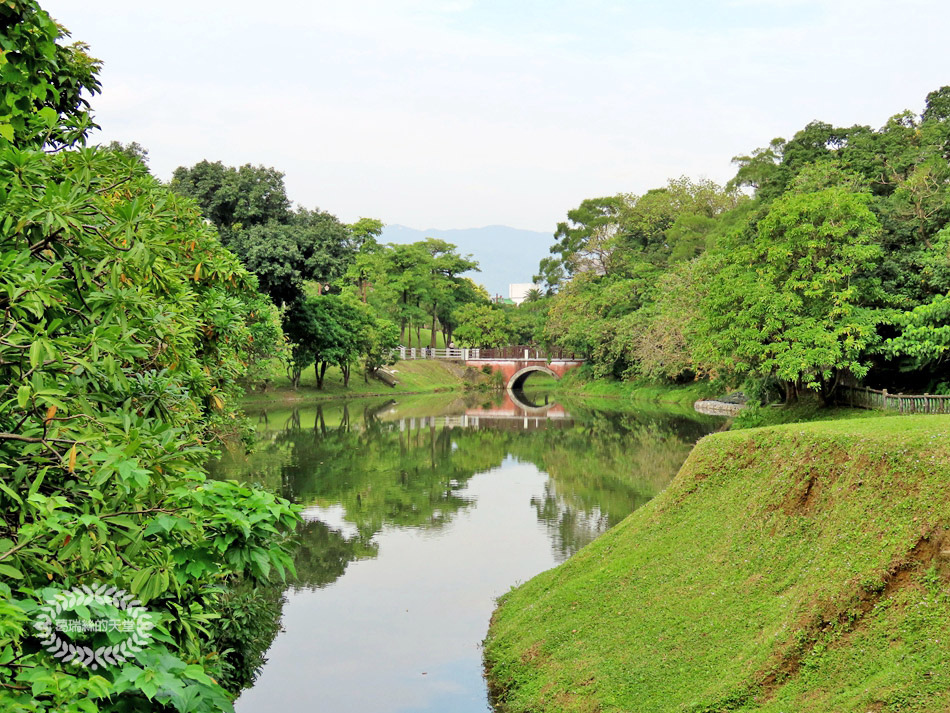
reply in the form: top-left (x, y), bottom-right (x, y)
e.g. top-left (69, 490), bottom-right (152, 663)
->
top-left (395, 345), bottom-right (585, 390)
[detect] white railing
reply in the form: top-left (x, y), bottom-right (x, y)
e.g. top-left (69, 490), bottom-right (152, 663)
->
top-left (392, 347), bottom-right (579, 361)
top-left (394, 347), bottom-right (480, 360)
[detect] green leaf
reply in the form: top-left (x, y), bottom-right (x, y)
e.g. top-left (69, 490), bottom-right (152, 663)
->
top-left (37, 106), bottom-right (58, 127)
top-left (0, 564), bottom-right (23, 579)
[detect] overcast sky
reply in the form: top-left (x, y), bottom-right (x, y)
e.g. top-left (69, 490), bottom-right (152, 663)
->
top-left (44, 0), bottom-right (950, 232)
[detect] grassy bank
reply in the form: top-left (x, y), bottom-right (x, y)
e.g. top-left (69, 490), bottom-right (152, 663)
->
top-left (553, 369), bottom-right (719, 407)
top-left (484, 415), bottom-right (950, 712)
top-left (240, 359), bottom-right (488, 406)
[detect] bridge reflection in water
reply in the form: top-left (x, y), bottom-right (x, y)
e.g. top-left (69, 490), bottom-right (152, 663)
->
top-left (378, 390), bottom-right (572, 432)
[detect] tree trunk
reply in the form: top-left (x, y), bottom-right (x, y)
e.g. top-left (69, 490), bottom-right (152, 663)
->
top-left (342, 362), bottom-right (350, 387)
top-left (400, 320), bottom-right (406, 344)
top-left (430, 310), bottom-right (438, 348)
top-left (784, 381), bottom-right (796, 404)
top-left (316, 361), bottom-right (328, 389)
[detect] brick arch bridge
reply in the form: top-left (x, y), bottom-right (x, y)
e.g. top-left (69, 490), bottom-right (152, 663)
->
top-left (463, 347), bottom-right (584, 391)
top-left (393, 345), bottom-right (585, 390)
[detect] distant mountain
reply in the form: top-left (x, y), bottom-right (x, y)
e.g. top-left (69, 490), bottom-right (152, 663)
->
top-left (379, 224), bottom-right (553, 298)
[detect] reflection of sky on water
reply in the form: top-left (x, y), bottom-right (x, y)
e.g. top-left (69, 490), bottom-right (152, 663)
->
top-left (236, 461), bottom-right (554, 713)
top-left (218, 393), bottom-right (725, 713)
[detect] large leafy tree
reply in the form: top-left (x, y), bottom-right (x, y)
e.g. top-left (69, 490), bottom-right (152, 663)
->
top-left (536, 196), bottom-right (623, 291)
top-left (0, 1), bottom-right (101, 149)
top-left (698, 187), bottom-right (884, 401)
top-left (0, 5), bottom-right (298, 710)
top-left (227, 209), bottom-right (356, 306)
top-left (452, 303), bottom-right (514, 348)
top-left (169, 161), bottom-right (291, 237)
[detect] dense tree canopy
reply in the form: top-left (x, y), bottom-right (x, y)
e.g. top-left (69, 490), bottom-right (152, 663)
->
top-left (543, 88), bottom-right (950, 398)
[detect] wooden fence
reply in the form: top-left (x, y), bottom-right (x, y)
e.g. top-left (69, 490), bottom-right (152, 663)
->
top-left (839, 385), bottom-right (950, 414)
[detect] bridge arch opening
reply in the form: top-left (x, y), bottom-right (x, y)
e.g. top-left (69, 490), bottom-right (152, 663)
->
top-left (508, 388), bottom-right (553, 411)
top-left (507, 365), bottom-right (560, 392)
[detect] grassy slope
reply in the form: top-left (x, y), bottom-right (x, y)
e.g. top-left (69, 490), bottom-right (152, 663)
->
top-left (485, 415), bottom-right (950, 712)
top-left (554, 370), bottom-right (720, 407)
top-left (240, 359), bottom-right (486, 406)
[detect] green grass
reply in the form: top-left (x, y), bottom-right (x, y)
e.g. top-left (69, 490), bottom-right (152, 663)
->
top-left (484, 415), bottom-right (950, 712)
top-left (731, 399), bottom-right (891, 430)
top-left (401, 326), bottom-right (449, 349)
top-left (553, 369), bottom-right (719, 407)
top-left (240, 359), bottom-right (486, 407)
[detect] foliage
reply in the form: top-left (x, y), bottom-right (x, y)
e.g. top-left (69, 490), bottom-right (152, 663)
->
top-left (504, 298), bottom-right (550, 346)
top-left (452, 303), bottom-right (514, 348)
top-left (542, 88), bottom-right (950, 399)
top-left (884, 291), bottom-right (950, 376)
top-left (0, 1), bottom-right (101, 149)
top-left (536, 196), bottom-right (623, 290)
top-left (0, 10), bottom-right (299, 709)
top-left (169, 161), bottom-right (291, 238)
top-left (283, 294), bottom-right (393, 388)
top-left (342, 238), bottom-right (482, 349)
top-left (0, 143), bottom-right (299, 712)
top-left (697, 187), bottom-right (884, 400)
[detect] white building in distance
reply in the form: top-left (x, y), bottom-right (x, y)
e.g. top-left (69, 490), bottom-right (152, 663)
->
top-left (509, 283), bottom-right (539, 306)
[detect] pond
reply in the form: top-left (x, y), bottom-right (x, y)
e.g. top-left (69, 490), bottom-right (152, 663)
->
top-left (209, 388), bottom-right (725, 712)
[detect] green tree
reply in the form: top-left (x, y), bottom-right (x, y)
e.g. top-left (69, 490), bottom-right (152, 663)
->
top-left (453, 304), bottom-right (514, 347)
top-left (536, 196), bottom-right (623, 291)
top-left (0, 1), bottom-right (101, 149)
top-left (170, 160), bottom-right (291, 237)
top-left (697, 187), bottom-right (884, 401)
top-left (0, 9), bottom-right (299, 710)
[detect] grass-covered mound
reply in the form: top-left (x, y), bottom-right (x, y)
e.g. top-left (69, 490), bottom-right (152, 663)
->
top-left (484, 415), bottom-right (950, 712)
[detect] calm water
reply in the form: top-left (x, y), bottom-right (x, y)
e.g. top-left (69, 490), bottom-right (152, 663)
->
top-left (209, 389), bottom-right (723, 712)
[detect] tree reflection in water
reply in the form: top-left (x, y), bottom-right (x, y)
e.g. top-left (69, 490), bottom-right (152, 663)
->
top-left (210, 393), bottom-right (722, 589)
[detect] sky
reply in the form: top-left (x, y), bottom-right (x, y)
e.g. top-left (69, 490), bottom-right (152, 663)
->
top-left (43, 0), bottom-right (950, 232)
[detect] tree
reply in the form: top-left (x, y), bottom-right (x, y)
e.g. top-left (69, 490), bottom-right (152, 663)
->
top-left (697, 187), bottom-right (884, 401)
top-left (923, 85), bottom-right (950, 123)
top-left (536, 196), bottom-right (623, 291)
top-left (0, 1), bottom-right (101, 149)
top-left (283, 294), bottom-right (393, 388)
top-left (0, 146), bottom-right (296, 710)
top-left (453, 304), bottom-right (514, 347)
top-left (418, 238), bottom-right (479, 348)
top-left (170, 160), bottom-right (291, 236)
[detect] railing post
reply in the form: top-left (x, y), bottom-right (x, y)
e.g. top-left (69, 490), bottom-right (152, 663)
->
top-left (411, 347), bottom-right (416, 359)
top-left (399, 346), bottom-right (406, 360)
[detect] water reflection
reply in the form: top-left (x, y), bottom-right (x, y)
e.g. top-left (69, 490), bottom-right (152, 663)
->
top-left (209, 392), bottom-right (724, 712)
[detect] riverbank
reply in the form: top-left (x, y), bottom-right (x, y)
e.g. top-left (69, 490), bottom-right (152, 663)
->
top-left (239, 360), bottom-right (489, 407)
top-left (553, 370), bottom-right (721, 407)
top-left (484, 414), bottom-right (950, 711)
